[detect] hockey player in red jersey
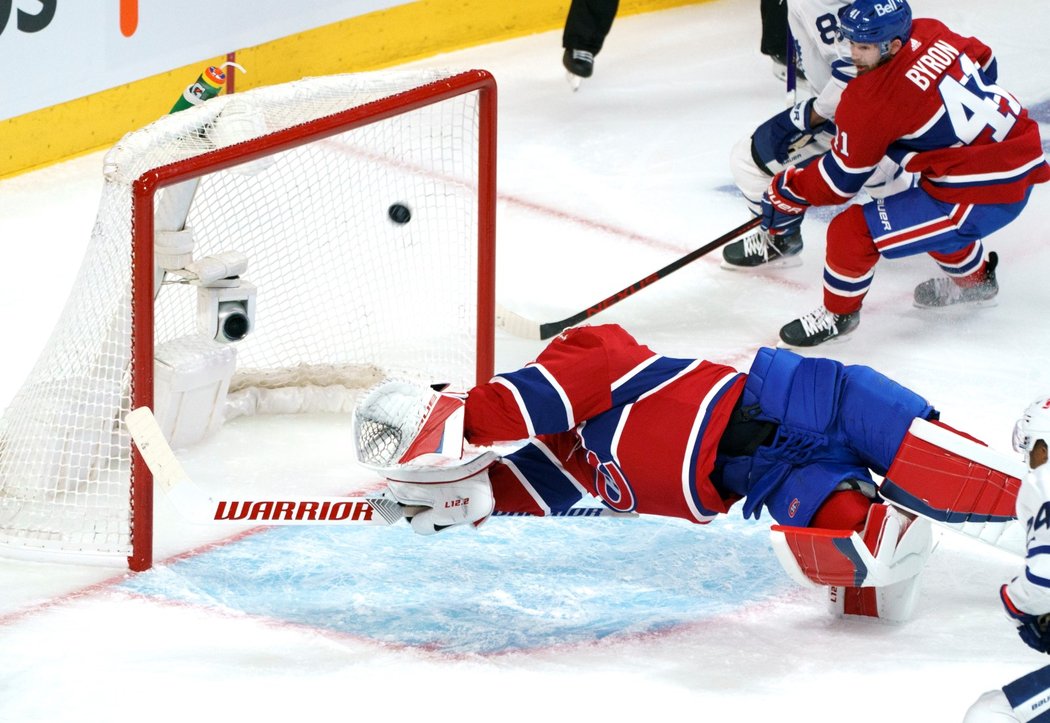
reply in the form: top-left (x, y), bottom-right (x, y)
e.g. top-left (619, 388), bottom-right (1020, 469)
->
top-left (354, 324), bottom-right (1022, 621)
top-left (754, 0), bottom-right (1049, 347)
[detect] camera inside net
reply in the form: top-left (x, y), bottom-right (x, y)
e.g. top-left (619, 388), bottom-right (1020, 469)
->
top-left (197, 279), bottom-right (257, 343)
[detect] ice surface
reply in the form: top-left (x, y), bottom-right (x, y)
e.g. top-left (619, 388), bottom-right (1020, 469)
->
top-left (2, 0), bottom-right (1049, 720)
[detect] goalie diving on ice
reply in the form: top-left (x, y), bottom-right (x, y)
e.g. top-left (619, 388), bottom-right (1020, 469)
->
top-left (354, 323), bottom-right (1025, 622)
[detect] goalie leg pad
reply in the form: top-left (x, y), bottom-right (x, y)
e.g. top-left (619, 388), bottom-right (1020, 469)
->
top-left (772, 504), bottom-right (933, 621)
top-left (882, 418), bottom-right (1024, 548)
top-left (771, 504), bottom-right (931, 587)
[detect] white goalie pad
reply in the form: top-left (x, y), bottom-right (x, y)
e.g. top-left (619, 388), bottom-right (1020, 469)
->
top-left (771, 505), bottom-right (931, 589)
top-left (771, 505), bottom-right (933, 622)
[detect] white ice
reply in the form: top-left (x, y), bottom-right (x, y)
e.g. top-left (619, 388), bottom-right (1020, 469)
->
top-left (2, 0), bottom-right (1049, 720)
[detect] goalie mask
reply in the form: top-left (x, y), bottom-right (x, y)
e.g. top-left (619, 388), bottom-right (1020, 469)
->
top-left (1012, 395), bottom-right (1050, 464)
top-left (352, 380), bottom-right (466, 468)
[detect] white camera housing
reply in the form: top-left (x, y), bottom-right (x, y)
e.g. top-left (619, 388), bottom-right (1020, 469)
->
top-left (197, 279), bottom-right (257, 343)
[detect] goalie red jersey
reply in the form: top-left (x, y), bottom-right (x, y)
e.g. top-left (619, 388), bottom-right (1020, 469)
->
top-left (464, 324), bottom-right (745, 522)
top-left (794, 17), bottom-right (1050, 207)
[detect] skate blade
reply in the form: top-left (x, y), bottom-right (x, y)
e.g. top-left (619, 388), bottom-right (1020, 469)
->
top-left (720, 256), bottom-right (804, 271)
top-left (912, 297), bottom-right (999, 310)
top-left (566, 71), bottom-right (582, 92)
top-left (776, 332), bottom-right (853, 350)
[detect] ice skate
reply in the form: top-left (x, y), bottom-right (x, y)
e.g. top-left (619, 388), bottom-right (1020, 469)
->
top-left (779, 306), bottom-right (859, 347)
top-left (913, 252), bottom-right (999, 308)
top-left (563, 48), bottom-right (594, 91)
top-left (722, 228), bottom-right (803, 269)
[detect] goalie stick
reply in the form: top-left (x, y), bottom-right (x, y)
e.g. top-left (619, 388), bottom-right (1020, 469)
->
top-left (497, 216), bottom-right (762, 340)
top-left (126, 407), bottom-right (635, 525)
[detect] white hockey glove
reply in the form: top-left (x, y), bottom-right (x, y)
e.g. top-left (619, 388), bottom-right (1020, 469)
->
top-left (385, 464), bottom-right (495, 535)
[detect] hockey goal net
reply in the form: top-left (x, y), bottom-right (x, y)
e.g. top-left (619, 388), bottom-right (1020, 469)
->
top-left (0, 69), bottom-right (496, 570)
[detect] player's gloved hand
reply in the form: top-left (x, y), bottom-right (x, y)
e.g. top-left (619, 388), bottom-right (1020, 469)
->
top-left (385, 469), bottom-right (495, 535)
top-left (1000, 584), bottom-right (1050, 654)
top-left (751, 97), bottom-right (828, 166)
top-left (761, 167), bottom-right (810, 236)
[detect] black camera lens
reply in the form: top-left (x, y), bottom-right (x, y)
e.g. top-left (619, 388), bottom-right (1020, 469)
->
top-left (217, 302), bottom-right (250, 341)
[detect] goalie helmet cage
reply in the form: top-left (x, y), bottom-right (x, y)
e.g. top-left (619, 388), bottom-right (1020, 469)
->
top-left (0, 69), bottom-right (496, 571)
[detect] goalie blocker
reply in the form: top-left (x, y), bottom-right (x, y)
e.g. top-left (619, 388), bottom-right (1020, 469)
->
top-left (772, 417), bottom-right (1024, 621)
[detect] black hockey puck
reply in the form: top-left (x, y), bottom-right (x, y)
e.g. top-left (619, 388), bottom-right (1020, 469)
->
top-left (388, 203), bottom-right (412, 224)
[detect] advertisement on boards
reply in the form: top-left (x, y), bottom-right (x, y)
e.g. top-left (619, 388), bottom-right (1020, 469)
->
top-left (0, 0), bottom-right (415, 121)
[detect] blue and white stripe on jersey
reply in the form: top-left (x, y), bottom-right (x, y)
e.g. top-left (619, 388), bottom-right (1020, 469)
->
top-left (492, 363), bottom-right (575, 437)
top-left (582, 358), bottom-right (703, 462)
top-left (501, 438), bottom-right (590, 514)
top-left (1027, 541), bottom-right (1050, 591)
top-left (927, 155), bottom-right (1050, 193)
top-left (682, 370), bottom-right (743, 523)
top-left (818, 149), bottom-right (877, 199)
top-left (611, 355), bottom-right (699, 407)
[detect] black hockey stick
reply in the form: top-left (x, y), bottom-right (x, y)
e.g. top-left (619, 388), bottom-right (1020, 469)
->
top-left (496, 216), bottom-right (761, 340)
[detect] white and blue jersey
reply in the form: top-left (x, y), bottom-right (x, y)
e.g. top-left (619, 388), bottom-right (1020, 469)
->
top-left (1005, 466), bottom-right (1050, 615)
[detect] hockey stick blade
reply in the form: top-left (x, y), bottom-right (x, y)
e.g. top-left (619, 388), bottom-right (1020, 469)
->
top-left (496, 216), bottom-right (761, 340)
top-left (126, 407), bottom-right (402, 526)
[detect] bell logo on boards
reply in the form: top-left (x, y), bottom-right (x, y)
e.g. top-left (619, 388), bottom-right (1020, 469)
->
top-left (0, 0), bottom-right (56, 36)
top-left (0, 1), bottom-right (139, 37)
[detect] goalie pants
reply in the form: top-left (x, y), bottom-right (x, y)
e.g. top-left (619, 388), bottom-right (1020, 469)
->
top-left (714, 346), bottom-right (936, 527)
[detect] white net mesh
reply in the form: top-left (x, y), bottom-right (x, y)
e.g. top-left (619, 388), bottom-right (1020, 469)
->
top-left (0, 70), bottom-right (491, 564)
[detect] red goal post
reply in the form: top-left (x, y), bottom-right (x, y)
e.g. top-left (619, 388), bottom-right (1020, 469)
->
top-left (0, 69), bottom-right (497, 571)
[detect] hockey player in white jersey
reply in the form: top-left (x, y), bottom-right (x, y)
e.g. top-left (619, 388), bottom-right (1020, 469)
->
top-left (965, 397), bottom-right (1050, 722)
top-left (724, 0), bottom-right (910, 268)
